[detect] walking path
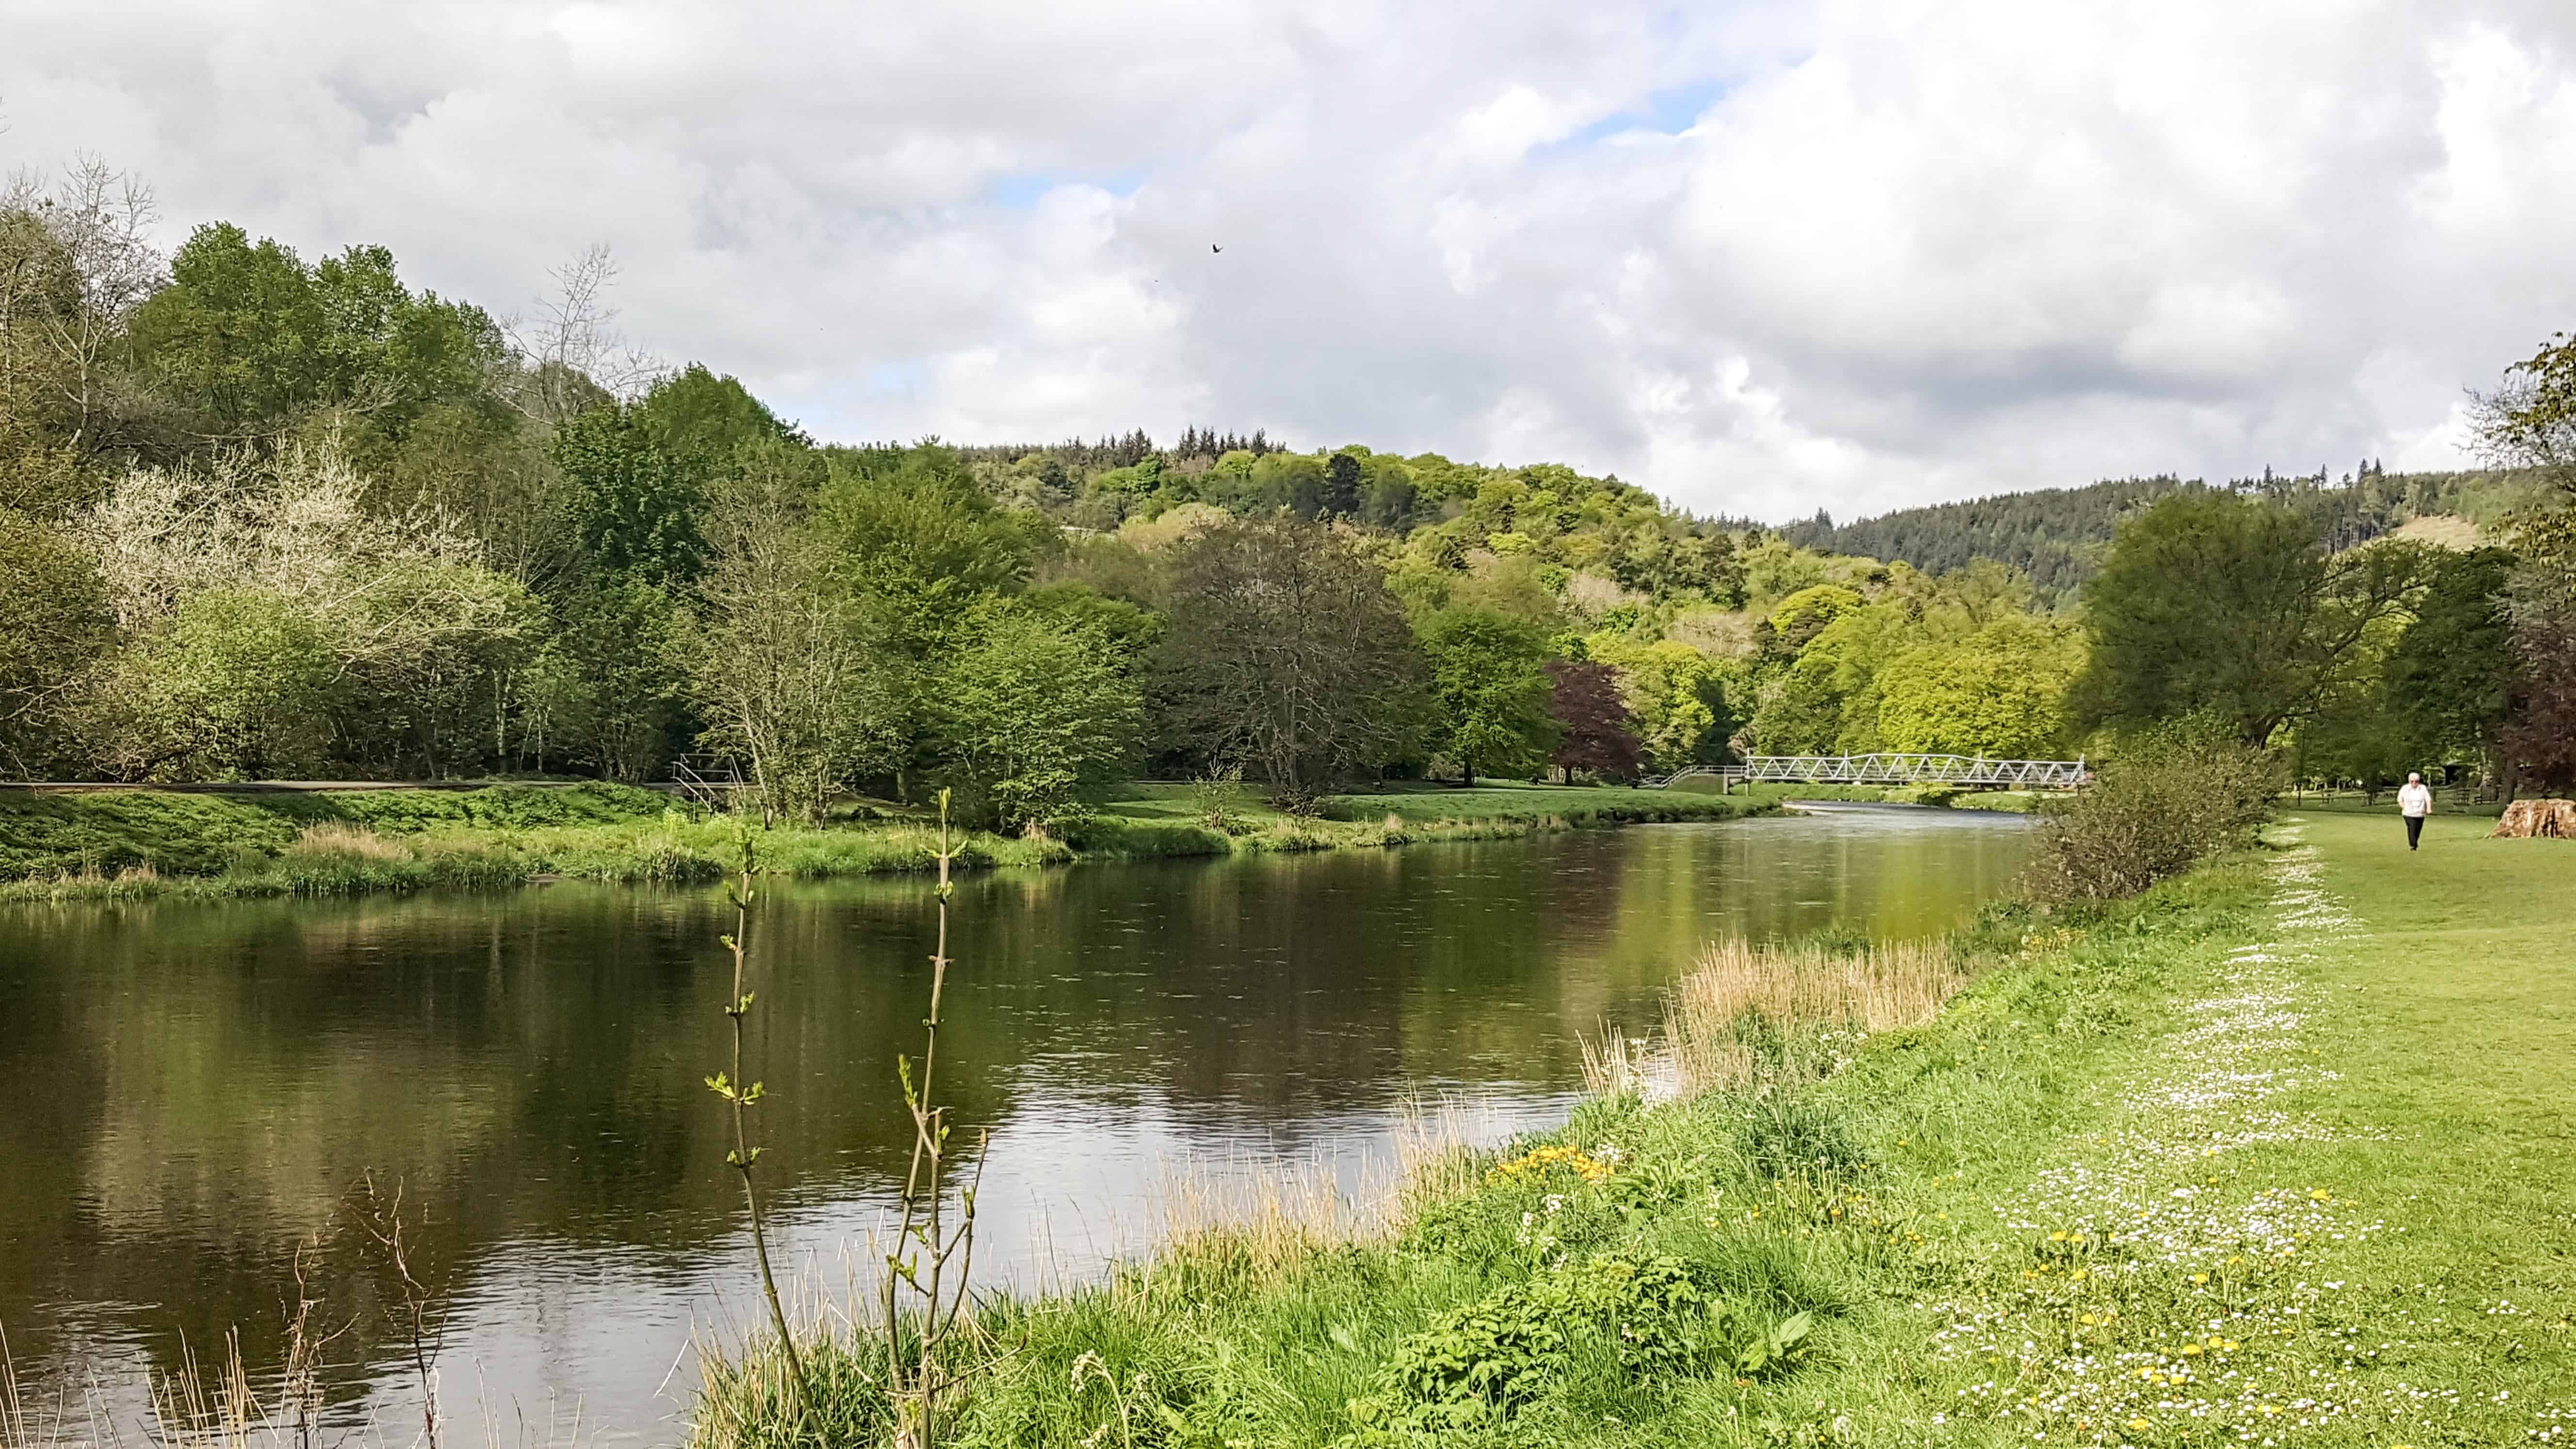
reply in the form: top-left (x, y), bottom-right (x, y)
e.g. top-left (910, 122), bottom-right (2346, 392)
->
top-left (1913, 811), bottom-right (2574, 1446)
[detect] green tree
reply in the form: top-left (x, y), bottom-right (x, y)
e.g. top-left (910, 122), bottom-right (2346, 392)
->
top-left (1586, 633), bottom-right (1736, 769)
top-left (550, 404), bottom-right (708, 590)
top-left (2075, 492), bottom-right (2432, 746)
top-left (1762, 584), bottom-right (1863, 658)
top-left (634, 364), bottom-right (800, 475)
top-left (1874, 614), bottom-right (2083, 757)
top-left (0, 510), bottom-right (114, 772)
top-left (932, 608), bottom-right (1143, 828)
top-left (1419, 608), bottom-right (1557, 785)
top-left (130, 224), bottom-right (505, 440)
top-left (676, 452), bottom-right (898, 821)
top-left (1153, 515), bottom-right (1426, 796)
top-left (2381, 547), bottom-right (2517, 762)
top-left (538, 579), bottom-right (684, 781)
top-left (91, 589), bottom-right (339, 779)
top-left (1, 162), bottom-right (163, 508)
top-left (818, 444), bottom-right (1038, 655)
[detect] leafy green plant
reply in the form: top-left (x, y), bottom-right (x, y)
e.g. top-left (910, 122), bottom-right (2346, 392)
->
top-left (1712, 1304), bottom-right (1814, 1378)
top-left (1348, 1253), bottom-right (1724, 1437)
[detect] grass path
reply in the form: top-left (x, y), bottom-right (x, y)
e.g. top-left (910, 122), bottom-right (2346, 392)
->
top-left (1851, 812), bottom-right (2576, 1447)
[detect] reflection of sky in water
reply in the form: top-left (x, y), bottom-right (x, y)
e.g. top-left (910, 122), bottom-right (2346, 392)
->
top-left (0, 807), bottom-right (2025, 1445)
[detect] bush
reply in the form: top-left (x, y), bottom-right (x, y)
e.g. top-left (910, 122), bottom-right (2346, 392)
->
top-left (2024, 717), bottom-right (2281, 901)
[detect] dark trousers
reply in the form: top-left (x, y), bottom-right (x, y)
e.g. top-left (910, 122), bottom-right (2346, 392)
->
top-left (2405, 815), bottom-right (2424, 850)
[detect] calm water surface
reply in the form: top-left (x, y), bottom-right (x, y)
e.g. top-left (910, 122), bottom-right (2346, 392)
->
top-left (0, 805), bottom-right (2026, 1443)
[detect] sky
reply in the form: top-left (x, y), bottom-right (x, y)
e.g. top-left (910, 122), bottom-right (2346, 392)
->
top-left (5, 0), bottom-right (2576, 522)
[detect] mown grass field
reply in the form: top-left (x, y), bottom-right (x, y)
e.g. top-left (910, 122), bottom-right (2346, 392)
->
top-left (688, 809), bottom-right (2576, 1448)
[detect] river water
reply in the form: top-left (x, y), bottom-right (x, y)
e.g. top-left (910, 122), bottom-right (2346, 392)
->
top-left (0, 804), bottom-right (2026, 1444)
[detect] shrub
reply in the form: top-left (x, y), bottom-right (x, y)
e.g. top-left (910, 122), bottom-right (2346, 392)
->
top-left (2023, 716), bottom-right (2281, 902)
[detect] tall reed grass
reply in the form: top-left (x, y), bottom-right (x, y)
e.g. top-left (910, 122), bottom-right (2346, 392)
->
top-left (1661, 938), bottom-right (1964, 1095)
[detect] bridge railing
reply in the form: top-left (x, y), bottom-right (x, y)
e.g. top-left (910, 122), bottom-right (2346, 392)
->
top-left (1642, 755), bottom-right (2090, 790)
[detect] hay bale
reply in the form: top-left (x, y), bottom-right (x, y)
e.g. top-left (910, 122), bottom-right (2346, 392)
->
top-left (2490, 799), bottom-right (2576, 838)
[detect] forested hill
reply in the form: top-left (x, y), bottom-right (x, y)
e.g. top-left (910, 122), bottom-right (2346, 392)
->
top-left (1778, 467), bottom-right (2533, 597)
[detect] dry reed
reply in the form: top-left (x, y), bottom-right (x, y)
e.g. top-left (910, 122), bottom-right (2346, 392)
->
top-left (288, 823), bottom-right (412, 862)
top-left (1663, 938), bottom-right (1964, 1094)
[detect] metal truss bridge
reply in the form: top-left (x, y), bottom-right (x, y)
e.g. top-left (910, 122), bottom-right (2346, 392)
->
top-left (1645, 754), bottom-right (2091, 792)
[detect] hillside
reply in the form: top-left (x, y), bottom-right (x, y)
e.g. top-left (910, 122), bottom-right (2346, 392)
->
top-left (1778, 466), bottom-right (2540, 596)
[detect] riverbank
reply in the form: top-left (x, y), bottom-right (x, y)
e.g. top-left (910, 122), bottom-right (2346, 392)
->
top-left (690, 811), bottom-right (2574, 1447)
top-left (0, 780), bottom-right (1781, 902)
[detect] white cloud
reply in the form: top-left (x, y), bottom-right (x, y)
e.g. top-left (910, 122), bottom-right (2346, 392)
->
top-left (3, 0), bottom-right (2573, 519)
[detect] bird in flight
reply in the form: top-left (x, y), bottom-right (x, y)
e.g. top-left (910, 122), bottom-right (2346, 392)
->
top-left (1210, 244), bottom-right (1222, 254)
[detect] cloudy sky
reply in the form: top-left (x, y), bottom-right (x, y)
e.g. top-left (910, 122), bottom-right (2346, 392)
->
top-left (6, 0), bottom-right (2576, 520)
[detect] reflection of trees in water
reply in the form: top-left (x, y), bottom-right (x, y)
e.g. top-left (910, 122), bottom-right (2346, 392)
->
top-left (0, 817), bottom-right (2027, 1394)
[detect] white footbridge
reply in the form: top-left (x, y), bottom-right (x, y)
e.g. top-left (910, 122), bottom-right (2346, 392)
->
top-left (1643, 754), bottom-right (2090, 792)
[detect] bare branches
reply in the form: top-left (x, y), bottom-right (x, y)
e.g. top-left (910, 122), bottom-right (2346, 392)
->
top-left (0, 156), bottom-right (163, 451)
top-left (500, 244), bottom-right (665, 422)
top-left (354, 1171), bottom-right (450, 1449)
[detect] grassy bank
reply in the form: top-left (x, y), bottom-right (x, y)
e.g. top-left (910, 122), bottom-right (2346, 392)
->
top-left (0, 780), bottom-right (1776, 902)
top-left (692, 812), bottom-right (2575, 1447)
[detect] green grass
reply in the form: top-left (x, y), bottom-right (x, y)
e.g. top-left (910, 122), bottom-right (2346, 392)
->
top-left (0, 780), bottom-right (1777, 901)
top-left (688, 811), bottom-right (2576, 1447)
top-left (0, 781), bottom-right (675, 877)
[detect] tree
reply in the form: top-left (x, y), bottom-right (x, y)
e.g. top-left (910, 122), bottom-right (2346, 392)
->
top-left (1763, 584), bottom-right (1863, 658)
top-left (2381, 547), bottom-right (2517, 762)
top-left (130, 223), bottom-right (504, 440)
top-left (932, 608), bottom-right (1143, 828)
top-left (538, 579), bottom-right (683, 781)
top-left (1153, 515), bottom-right (1426, 797)
top-left (1324, 451), bottom-right (1363, 518)
top-left (2498, 603), bottom-right (2576, 791)
top-left (1545, 659), bottom-right (1641, 782)
top-left (635, 363), bottom-right (800, 475)
top-left (1874, 614), bottom-right (2083, 758)
top-left (88, 589), bottom-right (339, 779)
top-left (0, 510), bottom-right (114, 772)
top-left (550, 404), bottom-right (708, 590)
top-left (1586, 633), bottom-right (1737, 769)
top-left (0, 161), bottom-right (164, 504)
top-left (2471, 332), bottom-right (2576, 791)
top-left (818, 443), bottom-right (1037, 656)
top-left (74, 438), bottom-right (541, 779)
top-left (676, 447), bottom-right (900, 821)
top-left (2074, 492), bottom-right (2432, 747)
top-left (1419, 608), bottom-right (1557, 785)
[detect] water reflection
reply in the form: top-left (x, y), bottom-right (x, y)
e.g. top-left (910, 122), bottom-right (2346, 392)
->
top-left (0, 805), bottom-right (2024, 1443)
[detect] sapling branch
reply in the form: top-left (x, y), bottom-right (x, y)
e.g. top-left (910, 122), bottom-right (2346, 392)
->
top-left (707, 831), bottom-right (814, 1422)
top-left (883, 789), bottom-right (987, 1449)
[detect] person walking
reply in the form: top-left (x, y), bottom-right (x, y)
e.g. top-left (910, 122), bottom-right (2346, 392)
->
top-left (2398, 771), bottom-right (2433, 851)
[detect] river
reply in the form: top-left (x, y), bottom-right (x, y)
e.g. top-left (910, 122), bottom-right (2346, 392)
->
top-left (0, 804), bottom-right (2027, 1444)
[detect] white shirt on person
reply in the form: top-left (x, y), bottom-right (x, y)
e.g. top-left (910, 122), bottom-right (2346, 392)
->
top-left (2398, 783), bottom-right (2433, 818)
